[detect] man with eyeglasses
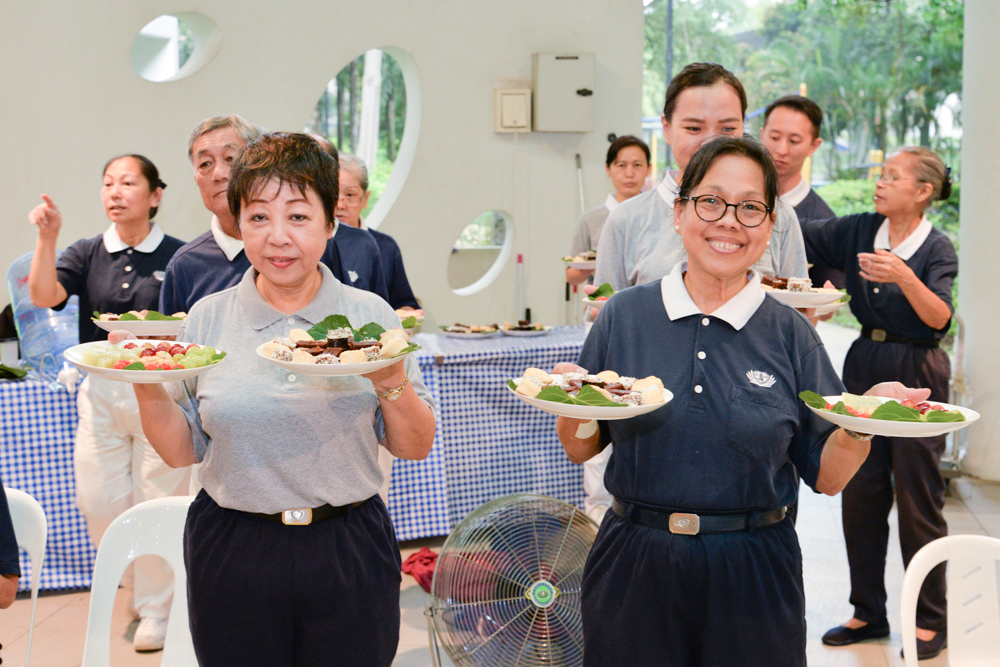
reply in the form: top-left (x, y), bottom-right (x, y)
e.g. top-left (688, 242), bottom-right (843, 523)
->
top-left (160, 117), bottom-right (388, 316)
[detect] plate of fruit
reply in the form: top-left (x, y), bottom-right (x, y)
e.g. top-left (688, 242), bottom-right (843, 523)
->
top-left (64, 340), bottom-right (226, 383)
top-left (257, 315), bottom-right (419, 377)
top-left (92, 310), bottom-right (187, 336)
top-left (799, 391), bottom-right (979, 438)
top-left (501, 321), bottom-right (553, 337)
top-left (508, 368), bottom-right (672, 420)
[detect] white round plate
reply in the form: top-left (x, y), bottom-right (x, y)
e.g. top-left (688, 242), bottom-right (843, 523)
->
top-left (92, 319), bottom-right (184, 337)
top-left (582, 297), bottom-right (608, 311)
top-left (255, 343), bottom-right (418, 376)
top-left (501, 327), bottom-right (553, 337)
top-left (567, 260), bottom-right (596, 270)
top-left (507, 383), bottom-right (672, 420)
top-left (442, 330), bottom-right (502, 339)
top-left (64, 340), bottom-right (223, 383)
top-left (808, 395), bottom-right (980, 438)
top-left (764, 289), bottom-right (844, 308)
top-left (815, 300), bottom-right (849, 316)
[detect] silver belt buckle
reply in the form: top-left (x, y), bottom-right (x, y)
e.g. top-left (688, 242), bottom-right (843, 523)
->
top-left (872, 329), bottom-right (887, 342)
top-left (669, 513), bottom-right (700, 535)
top-left (282, 508), bottom-right (313, 525)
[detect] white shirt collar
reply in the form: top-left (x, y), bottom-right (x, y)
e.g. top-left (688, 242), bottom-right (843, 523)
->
top-left (655, 170), bottom-right (680, 205)
top-left (660, 261), bottom-right (765, 331)
top-left (782, 177), bottom-right (811, 208)
top-left (102, 223), bottom-right (165, 254)
top-left (873, 214), bottom-right (932, 261)
top-left (603, 193), bottom-right (620, 212)
top-left (211, 215), bottom-right (245, 262)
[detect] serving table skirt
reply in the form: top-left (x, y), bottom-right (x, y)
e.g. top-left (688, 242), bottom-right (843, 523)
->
top-left (0, 327), bottom-right (588, 589)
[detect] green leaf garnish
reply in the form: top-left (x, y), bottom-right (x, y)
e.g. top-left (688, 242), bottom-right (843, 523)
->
top-left (354, 322), bottom-right (386, 342)
top-left (210, 351), bottom-right (227, 362)
top-left (117, 312), bottom-right (140, 321)
top-left (922, 409), bottom-right (966, 423)
top-left (838, 291), bottom-right (852, 304)
top-left (123, 362), bottom-right (145, 370)
top-left (869, 401), bottom-right (923, 421)
top-left (400, 315), bottom-right (418, 328)
top-left (511, 381), bottom-right (627, 407)
top-left (535, 385), bottom-right (579, 404)
top-left (588, 282), bottom-right (615, 300)
top-left (308, 314), bottom-right (352, 341)
top-left (799, 390), bottom-right (828, 410)
top-left (93, 311), bottom-right (101, 319)
top-left (142, 310), bottom-right (182, 320)
top-left (386, 342), bottom-right (420, 358)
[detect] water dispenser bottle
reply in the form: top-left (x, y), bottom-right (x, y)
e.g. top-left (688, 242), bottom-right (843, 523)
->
top-left (5, 250), bottom-right (80, 375)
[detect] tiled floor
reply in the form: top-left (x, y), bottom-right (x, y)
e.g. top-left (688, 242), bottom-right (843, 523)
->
top-left (3, 323), bottom-right (998, 666)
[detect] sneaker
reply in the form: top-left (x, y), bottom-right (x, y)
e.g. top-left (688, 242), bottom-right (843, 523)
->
top-left (133, 617), bottom-right (167, 652)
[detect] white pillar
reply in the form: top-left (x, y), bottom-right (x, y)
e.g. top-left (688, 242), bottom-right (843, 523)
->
top-left (958, 0), bottom-right (1000, 480)
top-left (357, 49), bottom-right (383, 174)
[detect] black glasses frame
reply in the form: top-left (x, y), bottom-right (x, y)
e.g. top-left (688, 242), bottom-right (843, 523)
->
top-left (678, 195), bottom-right (772, 228)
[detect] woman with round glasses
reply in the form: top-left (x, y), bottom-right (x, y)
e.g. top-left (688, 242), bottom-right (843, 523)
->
top-left (804, 147), bottom-right (956, 660)
top-left (555, 136), bottom-right (928, 666)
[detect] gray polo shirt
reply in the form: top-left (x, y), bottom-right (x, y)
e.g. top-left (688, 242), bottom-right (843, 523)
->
top-left (569, 196), bottom-right (616, 256)
top-left (594, 173), bottom-right (808, 290)
top-left (174, 264), bottom-right (434, 513)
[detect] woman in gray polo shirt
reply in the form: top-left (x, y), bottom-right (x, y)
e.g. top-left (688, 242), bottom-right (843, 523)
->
top-left (129, 133), bottom-right (436, 667)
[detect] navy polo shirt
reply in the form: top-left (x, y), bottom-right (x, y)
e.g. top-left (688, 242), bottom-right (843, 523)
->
top-left (0, 477), bottom-right (19, 577)
top-left (55, 224), bottom-right (184, 343)
top-left (160, 219), bottom-right (389, 314)
top-left (369, 228), bottom-right (419, 310)
top-left (578, 263), bottom-right (843, 512)
top-left (801, 212), bottom-right (957, 341)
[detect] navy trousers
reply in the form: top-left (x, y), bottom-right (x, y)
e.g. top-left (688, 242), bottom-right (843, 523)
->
top-left (842, 338), bottom-right (949, 631)
top-left (582, 510), bottom-right (806, 667)
top-left (184, 490), bottom-right (402, 667)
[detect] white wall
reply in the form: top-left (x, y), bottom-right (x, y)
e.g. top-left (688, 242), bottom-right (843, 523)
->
top-left (0, 0), bottom-right (643, 330)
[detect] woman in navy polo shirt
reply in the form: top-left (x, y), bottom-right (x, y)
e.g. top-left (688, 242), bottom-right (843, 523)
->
top-left (555, 136), bottom-right (930, 666)
top-left (27, 155), bottom-right (188, 651)
top-left (804, 148), bottom-right (956, 660)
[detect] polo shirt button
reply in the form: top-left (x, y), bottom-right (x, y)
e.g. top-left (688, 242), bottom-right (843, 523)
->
top-left (873, 287), bottom-right (880, 294)
top-left (288, 374), bottom-right (297, 383)
top-left (125, 266), bottom-right (132, 272)
top-left (694, 385), bottom-right (703, 394)
top-left (287, 317), bottom-right (295, 325)
top-left (697, 351), bottom-right (706, 360)
top-left (126, 249), bottom-right (133, 255)
top-left (701, 317), bottom-right (710, 326)
top-left (122, 282), bottom-right (130, 289)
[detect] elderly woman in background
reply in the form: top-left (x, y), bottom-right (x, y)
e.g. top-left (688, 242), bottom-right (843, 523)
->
top-left (806, 147), bottom-right (956, 661)
top-left (565, 135), bottom-right (651, 286)
top-left (127, 133), bottom-right (435, 667)
top-left (556, 136), bottom-right (929, 666)
top-left (27, 155), bottom-right (187, 651)
top-left (335, 154), bottom-right (420, 312)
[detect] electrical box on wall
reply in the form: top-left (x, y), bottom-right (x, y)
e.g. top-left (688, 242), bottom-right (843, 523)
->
top-left (531, 53), bottom-right (595, 132)
top-left (494, 88), bottom-right (532, 133)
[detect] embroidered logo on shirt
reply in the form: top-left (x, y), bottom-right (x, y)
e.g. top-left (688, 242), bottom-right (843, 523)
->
top-left (746, 370), bottom-right (776, 388)
top-left (348, 270), bottom-right (359, 283)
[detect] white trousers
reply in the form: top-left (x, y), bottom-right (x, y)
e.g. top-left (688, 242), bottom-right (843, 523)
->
top-left (74, 374), bottom-right (191, 620)
top-left (583, 444), bottom-right (613, 523)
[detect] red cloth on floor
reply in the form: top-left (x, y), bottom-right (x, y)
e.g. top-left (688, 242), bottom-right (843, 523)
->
top-left (401, 547), bottom-right (438, 593)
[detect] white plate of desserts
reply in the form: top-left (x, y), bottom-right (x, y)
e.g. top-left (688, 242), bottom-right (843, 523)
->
top-left (92, 318), bottom-right (184, 337)
top-left (508, 371), bottom-right (672, 420)
top-left (255, 342), bottom-right (417, 377)
top-left (64, 340), bottom-right (225, 383)
top-left (764, 288), bottom-right (843, 308)
top-left (501, 324), bottom-right (553, 337)
top-left (566, 260), bottom-right (596, 270)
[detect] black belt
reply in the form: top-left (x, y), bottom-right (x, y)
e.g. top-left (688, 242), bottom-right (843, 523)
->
top-left (612, 499), bottom-right (786, 535)
top-left (861, 328), bottom-right (939, 349)
top-left (252, 498), bottom-right (369, 525)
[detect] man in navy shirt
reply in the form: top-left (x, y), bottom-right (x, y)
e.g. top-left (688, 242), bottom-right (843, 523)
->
top-left (335, 154), bottom-right (420, 311)
top-left (159, 116), bottom-right (388, 315)
top-left (761, 95), bottom-right (842, 288)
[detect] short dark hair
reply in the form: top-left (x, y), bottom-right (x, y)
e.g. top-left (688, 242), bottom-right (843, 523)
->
top-left (606, 135), bottom-right (651, 167)
top-left (102, 154), bottom-right (166, 220)
top-left (663, 62), bottom-right (747, 122)
top-left (228, 132), bottom-right (339, 232)
top-left (763, 95), bottom-right (823, 139)
top-left (678, 136), bottom-right (779, 215)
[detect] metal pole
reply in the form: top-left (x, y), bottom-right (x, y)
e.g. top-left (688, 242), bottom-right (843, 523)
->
top-left (664, 0), bottom-right (674, 170)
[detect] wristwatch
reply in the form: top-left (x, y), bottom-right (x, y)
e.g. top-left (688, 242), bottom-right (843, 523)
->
top-left (843, 428), bottom-right (874, 441)
top-left (375, 373), bottom-right (409, 402)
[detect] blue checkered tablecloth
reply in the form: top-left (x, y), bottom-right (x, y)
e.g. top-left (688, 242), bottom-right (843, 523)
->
top-left (0, 375), bottom-right (96, 591)
top-left (0, 328), bottom-right (589, 583)
top-left (387, 326), bottom-right (587, 540)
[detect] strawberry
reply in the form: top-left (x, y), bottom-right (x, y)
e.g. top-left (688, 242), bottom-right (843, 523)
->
top-left (113, 360), bottom-right (130, 370)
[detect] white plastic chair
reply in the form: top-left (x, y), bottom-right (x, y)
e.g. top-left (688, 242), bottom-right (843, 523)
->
top-left (901, 534), bottom-right (1000, 666)
top-left (81, 496), bottom-right (196, 667)
top-left (5, 488), bottom-right (47, 667)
